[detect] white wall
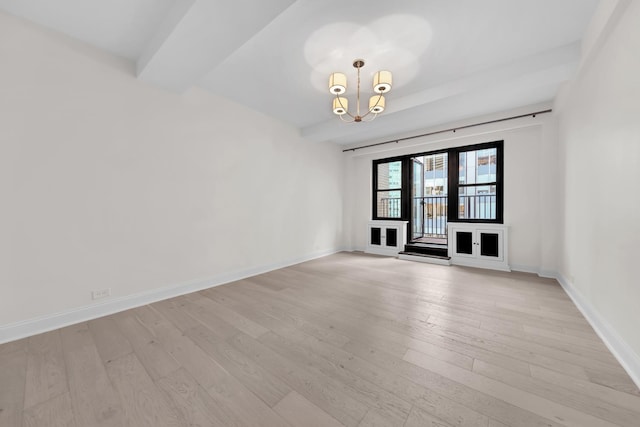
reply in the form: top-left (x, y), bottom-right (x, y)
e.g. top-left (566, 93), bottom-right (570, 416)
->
top-left (0, 12), bottom-right (344, 332)
top-left (555, 0), bottom-right (640, 375)
top-left (342, 106), bottom-right (561, 275)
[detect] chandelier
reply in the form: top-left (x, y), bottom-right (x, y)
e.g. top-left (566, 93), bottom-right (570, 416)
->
top-left (329, 59), bottom-right (392, 122)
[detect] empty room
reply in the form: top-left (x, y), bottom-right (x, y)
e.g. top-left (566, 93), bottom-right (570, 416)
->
top-left (1, 0), bottom-right (639, 426)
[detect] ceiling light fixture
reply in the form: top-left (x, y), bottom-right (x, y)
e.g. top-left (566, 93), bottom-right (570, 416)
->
top-left (329, 59), bottom-right (392, 123)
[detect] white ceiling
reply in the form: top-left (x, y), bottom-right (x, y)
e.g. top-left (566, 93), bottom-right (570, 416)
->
top-left (0, 0), bottom-right (600, 145)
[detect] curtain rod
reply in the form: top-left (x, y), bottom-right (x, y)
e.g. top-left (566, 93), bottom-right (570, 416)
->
top-left (342, 109), bottom-right (553, 152)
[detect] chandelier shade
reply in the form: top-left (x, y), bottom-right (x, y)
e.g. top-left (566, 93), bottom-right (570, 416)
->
top-left (369, 95), bottom-right (385, 113)
top-left (329, 73), bottom-right (347, 95)
top-left (373, 70), bottom-right (392, 93)
top-left (332, 97), bottom-right (348, 115)
top-left (328, 59), bottom-right (392, 123)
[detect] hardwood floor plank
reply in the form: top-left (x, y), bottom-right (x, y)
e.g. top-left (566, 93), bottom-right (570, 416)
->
top-left (343, 340), bottom-right (562, 427)
top-left (203, 370), bottom-right (294, 427)
top-left (522, 318), bottom-right (602, 343)
top-left (88, 316), bottom-right (133, 364)
top-left (208, 285), bottom-right (352, 349)
top-left (222, 286), bottom-right (409, 358)
top-left (59, 323), bottom-right (124, 427)
top-left (338, 309), bottom-right (526, 374)
top-left (290, 262), bottom-right (589, 337)
top-left (177, 297), bottom-right (245, 339)
top-left (425, 326), bottom-right (589, 380)
top-left (404, 348), bottom-right (619, 427)
top-left (0, 337), bottom-right (28, 355)
top-left (187, 292), bottom-right (269, 338)
top-left (22, 392), bottom-right (77, 427)
top-left (23, 330), bottom-right (68, 410)
top-left (258, 330), bottom-right (412, 425)
top-left (583, 367), bottom-right (640, 396)
top-left (155, 368), bottom-right (228, 427)
top-left (246, 273), bottom-right (292, 291)
top-left (132, 305), bottom-right (228, 390)
top-left (404, 406), bottom-right (456, 427)
top-left (184, 324), bottom-right (292, 407)
top-left (152, 298), bottom-right (202, 332)
top-left (202, 287), bottom-right (295, 334)
top-left (134, 306), bottom-right (291, 427)
top-left (416, 318), bottom-right (621, 381)
top-left (472, 359), bottom-right (640, 426)
top-left (229, 332), bottom-right (369, 427)
top-left (357, 407), bottom-right (407, 427)
top-left (273, 391), bottom-right (346, 427)
top-left (104, 352), bottom-right (181, 427)
top-left (275, 323), bottom-right (489, 427)
top-left (529, 364), bottom-right (640, 411)
top-left (277, 274), bottom-right (588, 379)
top-left (111, 311), bottom-right (180, 381)
top-left (0, 346), bottom-right (27, 427)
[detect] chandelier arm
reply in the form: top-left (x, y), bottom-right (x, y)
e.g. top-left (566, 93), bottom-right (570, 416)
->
top-left (339, 115), bottom-right (356, 123)
top-left (359, 92), bottom-right (384, 119)
top-left (361, 113), bottom-right (378, 122)
top-left (335, 94), bottom-right (356, 119)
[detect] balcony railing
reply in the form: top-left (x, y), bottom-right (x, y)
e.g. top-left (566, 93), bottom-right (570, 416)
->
top-left (380, 194), bottom-right (496, 240)
top-left (459, 194), bottom-right (496, 220)
top-left (415, 195), bottom-right (448, 238)
top-left (379, 197), bottom-right (401, 218)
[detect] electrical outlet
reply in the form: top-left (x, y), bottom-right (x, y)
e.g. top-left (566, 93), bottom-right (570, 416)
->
top-left (92, 288), bottom-right (111, 300)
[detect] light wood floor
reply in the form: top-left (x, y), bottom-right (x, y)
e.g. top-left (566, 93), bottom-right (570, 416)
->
top-left (2, 252), bottom-right (639, 427)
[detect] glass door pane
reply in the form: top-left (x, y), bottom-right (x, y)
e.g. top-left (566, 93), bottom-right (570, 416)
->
top-left (411, 158), bottom-right (424, 240)
top-left (410, 153), bottom-right (448, 245)
top-left (423, 153), bottom-right (448, 244)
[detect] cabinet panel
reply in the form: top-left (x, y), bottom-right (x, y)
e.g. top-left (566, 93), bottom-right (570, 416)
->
top-left (448, 224), bottom-right (509, 271)
top-left (480, 232), bottom-right (499, 257)
top-left (455, 231), bottom-right (474, 255)
top-left (366, 221), bottom-right (408, 257)
top-left (386, 228), bottom-right (397, 247)
top-left (371, 227), bottom-right (381, 246)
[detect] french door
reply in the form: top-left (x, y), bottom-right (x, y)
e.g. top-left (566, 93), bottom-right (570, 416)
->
top-left (410, 152), bottom-right (448, 245)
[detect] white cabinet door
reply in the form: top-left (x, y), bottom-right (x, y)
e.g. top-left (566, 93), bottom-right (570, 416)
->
top-left (448, 224), bottom-right (509, 271)
top-left (366, 221), bottom-right (407, 257)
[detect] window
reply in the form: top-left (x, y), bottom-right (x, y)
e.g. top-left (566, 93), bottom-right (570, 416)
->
top-left (372, 141), bottom-right (503, 238)
top-left (450, 141), bottom-right (503, 223)
top-left (373, 159), bottom-right (403, 219)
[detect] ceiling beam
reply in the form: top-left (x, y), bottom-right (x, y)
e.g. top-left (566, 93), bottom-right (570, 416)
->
top-left (136, 0), bottom-right (295, 92)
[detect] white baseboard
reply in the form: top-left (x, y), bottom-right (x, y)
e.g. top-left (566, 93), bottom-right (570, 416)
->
top-left (510, 265), bottom-right (559, 279)
top-left (510, 264), bottom-right (541, 274)
top-left (343, 246), bottom-right (365, 252)
top-left (0, 247), bottom-right (343, 345)
top-left (554, 273), bottom-right (640, 389)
